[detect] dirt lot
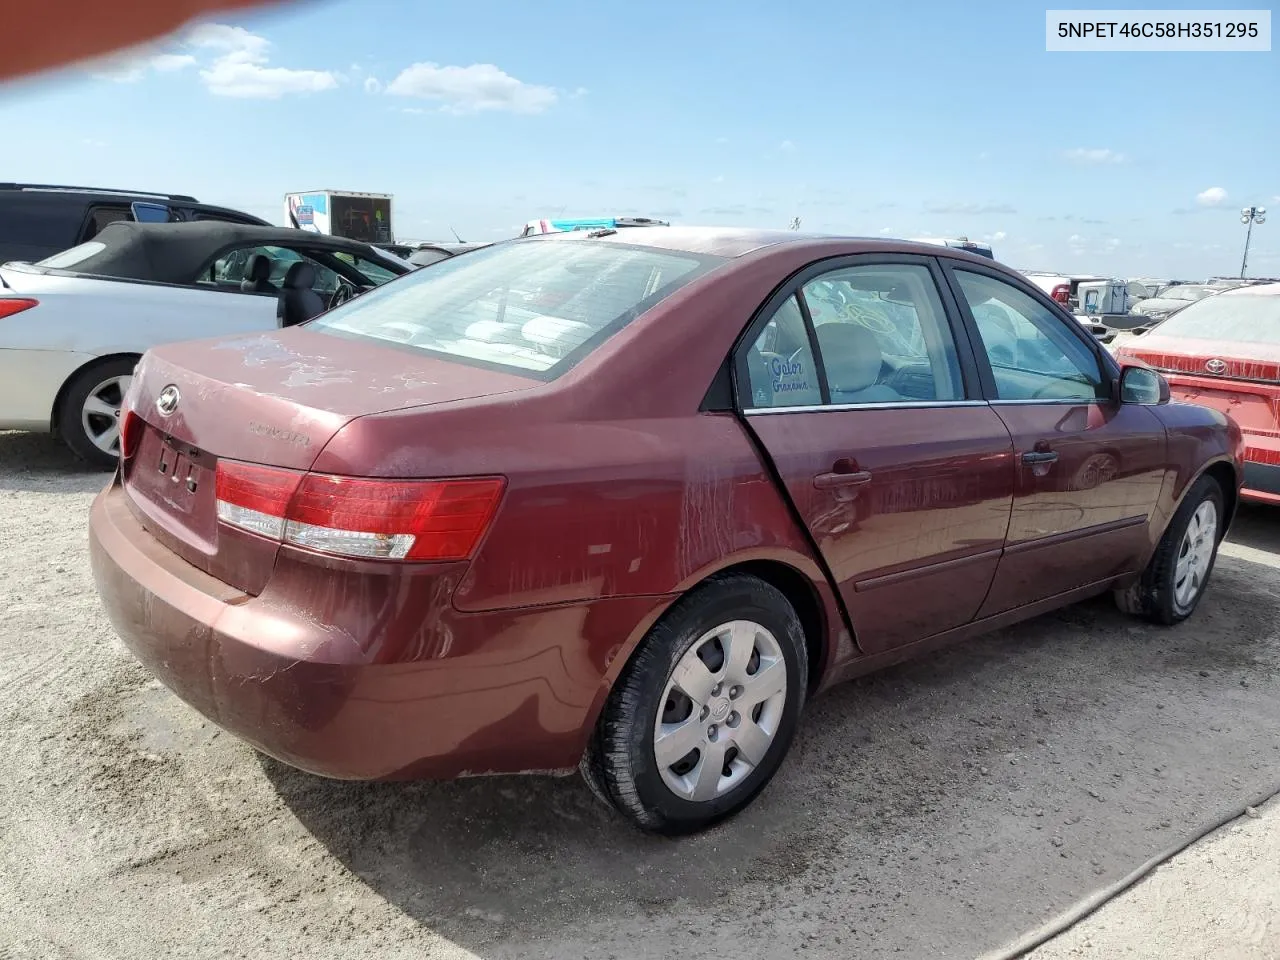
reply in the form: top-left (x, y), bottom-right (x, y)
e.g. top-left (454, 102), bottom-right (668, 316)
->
top-left (2, 429), bottom-right (1279, 960)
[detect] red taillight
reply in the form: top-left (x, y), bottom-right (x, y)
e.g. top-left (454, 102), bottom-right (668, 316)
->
top-left (1050, 284), bottom-right (1070, 305)
top-left (120, 411), bottom-right (145, 461)
top-left (215, 460), bottom-right (304, 541)
top-left (214, 460), bottom-right (504, 562)
top-left (0, 298), bottom-right (38, 319)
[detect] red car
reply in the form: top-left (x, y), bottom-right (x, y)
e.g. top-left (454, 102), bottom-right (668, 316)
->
top-left (1115, 281), bottom-right (1279, 506)
top-left (89, 229), bottom-right (1243, 834)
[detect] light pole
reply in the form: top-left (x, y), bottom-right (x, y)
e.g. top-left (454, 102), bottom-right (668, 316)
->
top-left (1240, 205), bottom-right (1266, 278)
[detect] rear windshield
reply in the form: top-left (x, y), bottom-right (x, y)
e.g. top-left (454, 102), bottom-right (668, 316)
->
top-left (309, 239), bottom-right (720, 377)
top-left (1154, 293), bottom-right (1280, 345)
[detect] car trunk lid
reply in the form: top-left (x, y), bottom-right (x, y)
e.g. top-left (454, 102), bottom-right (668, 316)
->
top-left (121, 329), bottom-right (537, 594)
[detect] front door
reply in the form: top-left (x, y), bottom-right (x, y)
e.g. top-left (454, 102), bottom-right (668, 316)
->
top-left (738, 258), bottom-right (1016, 656)
top-left (945, 265), bottom-right (1167, 616)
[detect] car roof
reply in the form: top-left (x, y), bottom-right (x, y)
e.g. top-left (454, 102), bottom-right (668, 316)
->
top-left (528, 225), bottom-right (999, 261)
top-left (1220, 281), bottom-right (1280, 297)
top-left (41, 221), bottom-right (400, 284)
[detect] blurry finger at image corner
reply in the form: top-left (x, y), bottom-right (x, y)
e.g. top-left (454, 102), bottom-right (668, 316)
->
top-left (2, 0), bottom-right (294, 84)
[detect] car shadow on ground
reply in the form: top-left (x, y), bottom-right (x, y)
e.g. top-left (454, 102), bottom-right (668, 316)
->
top-left (0, 431), bottom-right (110, 494)
top-left (262, 549), bottom-right (1280, 959)
top-left (1227, 503), bottom-right (1280, 553)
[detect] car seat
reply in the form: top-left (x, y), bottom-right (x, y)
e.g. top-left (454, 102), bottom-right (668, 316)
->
top-left (814, 323), bottom-right (902, 404)
top-left (277, 262), bottom-right (326, 327)
top-left (240, 254), bottom-right (276, 295)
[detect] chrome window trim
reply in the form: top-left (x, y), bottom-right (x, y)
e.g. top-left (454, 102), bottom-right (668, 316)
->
top-left (988, 398), bottom-right (1107, 406)
top-left (744, 399), bottom-right (987, 415)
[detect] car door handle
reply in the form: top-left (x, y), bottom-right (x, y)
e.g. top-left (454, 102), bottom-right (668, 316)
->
top-left (1021, 450), bottom-right (1060, 465)
top-left (813, 469), bottom-right (874, 489)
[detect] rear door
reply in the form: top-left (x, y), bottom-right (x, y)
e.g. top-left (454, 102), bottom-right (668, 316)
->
top-left (943, 262), bottom-right (1167, 615)
top-left (737, 255), bottom-right (1016, 655)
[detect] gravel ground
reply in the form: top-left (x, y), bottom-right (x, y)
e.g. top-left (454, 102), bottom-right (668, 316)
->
top-left (1, 428), bottom-right (1279, 960)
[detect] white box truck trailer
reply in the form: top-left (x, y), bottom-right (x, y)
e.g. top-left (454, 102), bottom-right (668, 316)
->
top-left (284, 190), bottom-right (394, 244)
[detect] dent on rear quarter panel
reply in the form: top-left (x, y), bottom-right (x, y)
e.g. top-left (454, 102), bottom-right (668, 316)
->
top-left (451, 412), bottom-right (834, 608)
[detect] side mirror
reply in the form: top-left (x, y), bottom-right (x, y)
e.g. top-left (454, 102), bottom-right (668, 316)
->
top-left (1119, 363), bottom-right (1170, 405)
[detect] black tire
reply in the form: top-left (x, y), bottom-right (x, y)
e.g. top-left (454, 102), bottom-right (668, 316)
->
top-left (582, 573), bottom-right (808, 835)
top-left (58, 356), bottom-right (139, 470)
top-left (1115, 474), bottom-right (1225, 625)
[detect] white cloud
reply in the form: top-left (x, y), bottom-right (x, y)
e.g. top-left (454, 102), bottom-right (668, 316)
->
top-left (152, 53), bottom-right (197, 72)
top-left (89, 22), bottom-right (338, 98)
top-left (386, 62), bottom-right (557, 114)
top-left (190, 24), bottom-right (338, 98)
top-left (1063, 147), bottom-right (1126, 165)
top-left (990, 230), bottom-right (1007, 241)
top-left (1196, 186), bottom-right (1228, 207)
top-left (88, 46), bottom-right (195, 82)
top-left (364, 76), bottom-right (382, 94)
top-left (878, 227), bottom-right (895, 235)
top-left (570, 86), bottom-right (589, 99)
top-left (185, 23), bottom-right (269, 57)
top-left (779, 139), bottom-right (796, 152)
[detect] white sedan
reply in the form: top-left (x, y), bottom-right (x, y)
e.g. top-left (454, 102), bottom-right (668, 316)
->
top-left (0, 221), bottom-right (411, 467)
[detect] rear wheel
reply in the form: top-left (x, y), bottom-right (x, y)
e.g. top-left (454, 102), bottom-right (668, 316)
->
top-left (58, 357), bottom-right (138, 470)
top-left (582, 574), bottom-right (808, 834)
top-left (1115, 474), bottom-right (1224, 625)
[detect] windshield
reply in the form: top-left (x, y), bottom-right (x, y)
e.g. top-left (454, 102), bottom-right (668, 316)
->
top-left (309, 239), bottom-right (720, 377)
top-left (1154, 293), bottom-right (1280, 345)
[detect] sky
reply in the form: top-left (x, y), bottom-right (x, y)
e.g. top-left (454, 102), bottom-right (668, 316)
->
top-left (1, 0), bottom-right (1276, 278)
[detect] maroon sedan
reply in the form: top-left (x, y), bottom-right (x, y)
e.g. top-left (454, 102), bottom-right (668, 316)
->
top-left (89, 229), bottom-right (1243, 834)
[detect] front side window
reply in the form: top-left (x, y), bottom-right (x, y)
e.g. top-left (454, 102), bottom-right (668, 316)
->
top-left (309, 240), bottom-right (717, 377)
top-left (954, 270), bottom-right (1107, 401)
top-left (803, 263), bottom-right (964, 403)
top-left (208, 245), bottom-right (340, 293)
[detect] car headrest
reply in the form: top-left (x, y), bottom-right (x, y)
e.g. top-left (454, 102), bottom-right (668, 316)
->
top-left (814, 323), bottom-right (883, 393)
top-left (283, 261), bottom-right (315, 290)
top-left (246, 254), bottom-right (272, 282)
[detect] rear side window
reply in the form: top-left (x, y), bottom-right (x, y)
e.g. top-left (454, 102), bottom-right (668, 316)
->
top-left (743, 296), bottom-right (822, 408)
top-left (803, 264), bottom-right (963, 403)
top-left (309, 240), bottom-right (719, 377)
top-left (82, 204), bottom-right (131, 240)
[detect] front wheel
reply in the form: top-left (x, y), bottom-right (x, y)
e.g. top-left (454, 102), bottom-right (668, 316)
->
top-left (582, 574), bottom-right (808, 834)
top-left (1115, 474), bottom-right (1225, 625)
top-left (58, 357), bottom-right (139, 470)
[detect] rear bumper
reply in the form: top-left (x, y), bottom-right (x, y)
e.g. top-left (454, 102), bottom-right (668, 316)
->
top-left (1242, 460), bottom-right (1280, 505)
top-left (88, 482), bottom-right (671, 780)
